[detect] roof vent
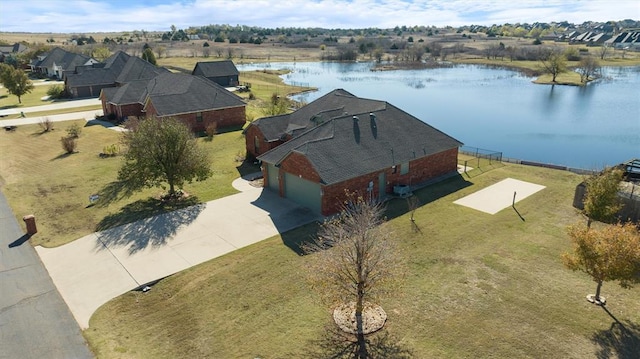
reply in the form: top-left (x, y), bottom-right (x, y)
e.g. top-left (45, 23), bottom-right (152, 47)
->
top-left (353, 115), bottom-right (359, 122)
top-left (369, 113), bottom-right (375, 120)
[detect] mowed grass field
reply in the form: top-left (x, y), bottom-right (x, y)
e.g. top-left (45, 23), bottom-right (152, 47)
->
top-left (0, 119), bottom-right (254, 247)
top-left (84, 163), bottom-right (640, 358)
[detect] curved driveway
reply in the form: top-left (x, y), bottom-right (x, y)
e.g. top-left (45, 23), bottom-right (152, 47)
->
top-left (36, 176), bottom-right (320, 329)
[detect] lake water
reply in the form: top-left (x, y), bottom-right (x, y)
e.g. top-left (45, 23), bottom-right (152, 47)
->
top-left (238, 62), bottom-right (640, 169)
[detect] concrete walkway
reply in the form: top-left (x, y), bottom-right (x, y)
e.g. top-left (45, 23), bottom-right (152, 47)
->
top-left (0, 98), bottom-right (101, 116)
top-left (36, 177), bottom-right (321, 329)
top-left (0, 110), bottom-right (104, 128)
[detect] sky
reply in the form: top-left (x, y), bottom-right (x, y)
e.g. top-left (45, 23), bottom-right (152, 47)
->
top-left (0, 0), bottom-right (638, 33)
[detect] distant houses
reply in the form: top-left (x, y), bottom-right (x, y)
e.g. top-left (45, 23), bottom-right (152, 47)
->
top-left (101, 72), bottom-right (246, 132)
top-left (30, 47), bottom-right (98, 79)
top-left (0, 42), bottom-right (28, 64)
top-left (30, 47), bottom-right (247, 132)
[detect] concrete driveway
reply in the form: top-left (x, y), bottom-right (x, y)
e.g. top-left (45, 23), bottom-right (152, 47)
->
top-left (36, 177), bottom-right (321, 329)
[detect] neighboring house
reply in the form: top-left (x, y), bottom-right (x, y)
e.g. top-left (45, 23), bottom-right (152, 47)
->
top-left (65, 51), bottom-right (168, 98)
top-left (101, 72), bottom-right (246, 132)
top-left (30, 47), bottom-right (98, 79)
top-left (0, 42), bottom-right (28, 63)
top-left (605, 31), bottom-right (640, 49)
top-left (245, 89), bottom-right (462, 215)
top-left (192, 60), bottom-right (239, 87)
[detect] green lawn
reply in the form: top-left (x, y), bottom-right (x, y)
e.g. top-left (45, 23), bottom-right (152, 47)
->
top-left (0, 120), bottom-right (256, 247)
top-left (84, 163), bottom-right (640, 358)
top-left (0, 82), bottom-right (60, 109)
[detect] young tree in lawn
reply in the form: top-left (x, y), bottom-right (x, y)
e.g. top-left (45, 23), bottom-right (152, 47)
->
top-left (582, 168), bottom-right (624, 228)
top-left (118, 117), bottom-right (211, 199)
top-left (539, 49), bottom-right (567, 82)
top-left (0, 65), bottom-right (34, 104)
top-left (304, 197), bottom-right (403, 358)
top-left (563, 222), bottom-right (640, 304)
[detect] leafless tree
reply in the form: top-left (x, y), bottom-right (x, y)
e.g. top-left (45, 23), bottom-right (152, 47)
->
top-left (599, 44), bottom-right (610, 60)
top-left (577, 56), bottom-right (601, 83)
top-left (304, 197), bottom-right (403, 359)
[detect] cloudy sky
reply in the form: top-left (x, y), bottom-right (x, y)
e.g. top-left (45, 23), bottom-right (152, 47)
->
top-left (1, 0), bottom-right (638, 33)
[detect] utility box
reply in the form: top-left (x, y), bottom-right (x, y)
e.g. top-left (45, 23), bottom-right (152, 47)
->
top-left (23, 214), bottom-right (37, 235)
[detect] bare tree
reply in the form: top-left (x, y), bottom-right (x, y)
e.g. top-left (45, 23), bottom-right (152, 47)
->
top-left (599, 44), bottom-right (610, 60)
top-left (304, 197), bottom-right (403, 358)
top-left (577, 56), bottom-right (601, 83)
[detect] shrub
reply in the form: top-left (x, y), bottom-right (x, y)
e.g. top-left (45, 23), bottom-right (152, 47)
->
top-left (205, 122), bottom-right (217, 141)
top-left (39, 118), bottom-right (54, 132)
top-left (46, 84), bottom-right (65, 99)
top-left (101, 144), bottom-right (120, 157)
top-left (60, 136), bottom-right (77, 154)
top-left (66, 123), bottom-right (82, 138)
top-left (248, 92), bottom-right (256, 100)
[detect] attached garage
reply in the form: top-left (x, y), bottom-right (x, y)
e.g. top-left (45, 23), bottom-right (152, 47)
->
top-left (284, 173), bottom-right (321, 214)
top-left (266, 163), bottom-right (279, 192)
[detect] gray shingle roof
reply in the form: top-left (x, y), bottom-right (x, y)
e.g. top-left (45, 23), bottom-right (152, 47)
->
top-left (144, 73), bottom-right (246, 116)
top-left (192, 60), bottom-right (239, 77)
top-left (35, 47), bottom-right (94, 72)
top-left (251, 89), bottom-right (386, 142)
top-left (258, 93), bottom-right (462, 185)
top-left (115, 56), bottom-right (169, 84)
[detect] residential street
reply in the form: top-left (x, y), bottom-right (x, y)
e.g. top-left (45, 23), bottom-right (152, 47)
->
top-left (0, 191), bottom-right (93, 359)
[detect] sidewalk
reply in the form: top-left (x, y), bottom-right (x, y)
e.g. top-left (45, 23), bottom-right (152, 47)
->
top-left (0, 98), bottom-right (101, 116)
top-left (0, 109), bottom-right (104, 127)
top-left (35, 176), bottom-right (321, 329)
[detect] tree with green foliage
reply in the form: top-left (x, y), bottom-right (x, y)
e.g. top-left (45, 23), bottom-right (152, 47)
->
top-left (539, 50), bottom-right (567, 82)
top-left (141, 47), bottom-right (157, 65)
top-left (563, 222), bottom-right (640, 304)
top-left (0, 64), bottom-right (34, 104)
top-left (583, 168), bottom-right (624, 228)
top-left (92, 47), bottom-right (111, 62)
top-left (118, 117), bottom-right (211, 199)
top-left (262, 93), bottom-right (290, 116)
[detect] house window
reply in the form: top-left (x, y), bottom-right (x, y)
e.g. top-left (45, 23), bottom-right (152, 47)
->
top-left (196, 112), bottom-right (203, 122)
top-left (254, 136), bottom-right (260, 153)
top-left (401, 162), bottom-right (409, 175)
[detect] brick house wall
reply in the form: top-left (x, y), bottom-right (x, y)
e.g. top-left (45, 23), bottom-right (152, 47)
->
top-left (269, 147), bottom-right (457, 216)
top-left (166, 106), bottom-right (246, 132)
top-left (245, 125), bottom-right (284, 160)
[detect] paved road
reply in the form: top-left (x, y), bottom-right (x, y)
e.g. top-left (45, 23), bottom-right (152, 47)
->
top-left (0, 191), bottom-right (93, 359)
top-left (0, 98), bottom-right (101, 116)
top-left (37, 176), bottom-right (321, 329)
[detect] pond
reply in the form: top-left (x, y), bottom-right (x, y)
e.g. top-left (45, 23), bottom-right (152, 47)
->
top-left (238, 62), bottom-right (640, 170)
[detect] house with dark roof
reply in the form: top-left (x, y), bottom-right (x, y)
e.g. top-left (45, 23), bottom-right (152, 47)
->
top-left (30, 47), bottom-right (98, 79)
top-left (0, 43), bottom-right (28, 63)
top-left (192, 60), bottom-right (239, 87)
top-left (65, 51), bottom-right (168, 98)
top-left (101, 72), bottom-right (246, 132)
top-left (245, 89), bottom-right (462, 215)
